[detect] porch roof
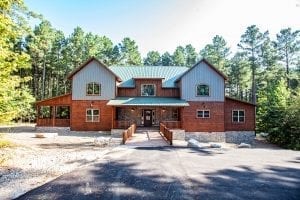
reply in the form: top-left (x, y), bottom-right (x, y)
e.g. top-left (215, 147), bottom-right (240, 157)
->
top-left (107, 97), bottom-right (189, 107)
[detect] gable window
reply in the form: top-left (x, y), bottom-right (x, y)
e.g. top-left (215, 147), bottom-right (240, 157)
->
top-left (196, 110), bottom-right (210, 118)
top-left (196, 84), bottom-right (210, 96)
top-left (141, 84), bottom-right (156, 96)
top-left (86, 82), bottom-right (101, 96)
top-left (86, 109), bottom-right (100, 122)
top-left (232, 110), bottom-right (245, 123)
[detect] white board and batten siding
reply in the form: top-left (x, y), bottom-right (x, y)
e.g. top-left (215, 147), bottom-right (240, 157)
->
top-left (181, 62), bottom-right (225, 102)
top-left (72, 60), bottom-right (116, 100)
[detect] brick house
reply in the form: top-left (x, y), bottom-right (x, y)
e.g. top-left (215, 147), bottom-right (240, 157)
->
top-left (36, 57), bottom-right (255, 143)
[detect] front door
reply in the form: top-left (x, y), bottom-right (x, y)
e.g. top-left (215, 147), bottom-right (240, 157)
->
top-left (143, 109), bottom-right (152, 127)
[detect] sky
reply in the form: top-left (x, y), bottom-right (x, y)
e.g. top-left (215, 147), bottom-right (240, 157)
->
top-left (24, 0), bottom-right (300, 57)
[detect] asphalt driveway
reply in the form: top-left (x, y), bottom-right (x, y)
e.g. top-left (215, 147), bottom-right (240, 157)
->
top-left (16, 145), bottom-right (300, 200)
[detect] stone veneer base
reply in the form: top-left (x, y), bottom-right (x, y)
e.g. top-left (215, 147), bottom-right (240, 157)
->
top-left (185, 131), bottom-right (255, 144)
top-left (35, 126), bottom-right (70, 133)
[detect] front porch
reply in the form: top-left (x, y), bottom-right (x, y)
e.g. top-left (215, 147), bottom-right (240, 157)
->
top-left (112, 107), bottom-right (183, 129)
top-left (108, 97), bottom-right (189, 129)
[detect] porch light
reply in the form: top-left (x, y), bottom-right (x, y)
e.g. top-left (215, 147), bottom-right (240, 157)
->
top-left (162, 108), bottom-right (166, 112)
top-left (131, 108), bottom-right (135, 112)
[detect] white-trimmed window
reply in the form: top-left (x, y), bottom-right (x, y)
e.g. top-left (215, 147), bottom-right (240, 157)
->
top-left (86, 82), bottom-right (101, 96)
top-left (232, 110), bottom-right (245, 123)
top-left (196, 110), bottom-right (210, 118)
top-left (141, 84), bottom-right (156, 96)
top-left (86, 109), bottom-right (100, 122)
top-left (196, 84), bottom-right (210, 96)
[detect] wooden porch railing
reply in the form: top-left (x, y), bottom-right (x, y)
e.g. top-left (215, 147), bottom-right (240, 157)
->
top-left (114, 120), bottom-right (131, 129)
top-left (36, 118), bottom-right (70, 127)
top-left (54, 119), bottom-right (70, 127)
top-left (161, 121), bottom-right (181, 129)
top-left (122, 123), bottom-right (136, 144)
top-left (160, 123), bottom-right (173, 145)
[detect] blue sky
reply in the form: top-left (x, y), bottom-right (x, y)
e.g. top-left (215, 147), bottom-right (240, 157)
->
top-left (24, 0), bottom-right (300, 56)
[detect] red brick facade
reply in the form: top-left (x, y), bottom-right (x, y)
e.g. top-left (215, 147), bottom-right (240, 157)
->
top-left (70, 100), bottom-right (113, 131)
top-left (35, 58), bottom-right (256, 132)
top-left (224, 97), bottom-right (255, 131)
top-left (181, 101), bottom-right (225, 132)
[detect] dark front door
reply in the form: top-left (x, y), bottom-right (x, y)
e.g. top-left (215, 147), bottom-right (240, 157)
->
top-left (143, 109), bottom-right (152, 127)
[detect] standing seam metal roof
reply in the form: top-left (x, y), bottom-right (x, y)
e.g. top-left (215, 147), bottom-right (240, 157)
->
top-left (109, 66), bottom-right (189, 88)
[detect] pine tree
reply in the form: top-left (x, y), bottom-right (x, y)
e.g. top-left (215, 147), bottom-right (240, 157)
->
top-left (144, 51), bottom-right (161, 66)
top-left (238, 25), bottom-right (268, 104)
top-left (274, 28), bottom-right (300, 88)
top-left (200, 35), bottom-right (230, 74)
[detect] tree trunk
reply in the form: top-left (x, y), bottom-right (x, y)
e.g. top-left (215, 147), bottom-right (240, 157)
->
top-left (251, 67), bottom-right (256, 104)
top-left (42, 59), bottom-right (46, 99)
top-left (285, 49), bottom-right (290, 88)
top-left (251, 48), bottom-right (256, 104)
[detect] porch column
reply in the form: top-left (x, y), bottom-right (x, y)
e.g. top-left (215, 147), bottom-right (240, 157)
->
top-left (111, 107), bottom-right (114, 129)
top-left (52, 106), bottom-right (56, 127)
top-left (36, 105), bottom-right (40, 126)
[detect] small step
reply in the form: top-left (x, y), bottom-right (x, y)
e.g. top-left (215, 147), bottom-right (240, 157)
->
top-left (136, 129), bottom-right (160, 133)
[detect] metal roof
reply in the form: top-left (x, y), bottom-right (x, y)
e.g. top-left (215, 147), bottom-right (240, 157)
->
top-left (109, 66), bottom-right (189, 88)
top-left (107, 97), bottom-right (189, 107)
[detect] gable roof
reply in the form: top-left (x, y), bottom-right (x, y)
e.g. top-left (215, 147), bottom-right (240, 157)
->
top-left (67, 57), bottom-right (122, 81)
top-left (110, 66), bottom-right (189, 88)
top-left (225, 96), bottom-right (256, 106)
top-left (175, 58), bottom-right (228, 82)
top-left (36, 93), bottom-right (72, 106)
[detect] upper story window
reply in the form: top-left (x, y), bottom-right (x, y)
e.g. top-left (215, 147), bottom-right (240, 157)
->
top-left (86, 109), bottom-right (100, 122)
top-left (141, 84), bottom-right (156, 96)
top-left (196, 84), bottom-right (210, 96)
top-left (86, 82), bottom-right (101, 96)
top-left (196, 110), bottom-right (210, 118)
top-left (232, 110), bottom-right (245, 123)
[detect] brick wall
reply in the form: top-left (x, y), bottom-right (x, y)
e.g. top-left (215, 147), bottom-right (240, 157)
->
top-left (181, 101), bottom-right (225, 132)
top-left (224, 98), bottom-right (255, 131)
top-left (71, 100), bottom-right (112, 131)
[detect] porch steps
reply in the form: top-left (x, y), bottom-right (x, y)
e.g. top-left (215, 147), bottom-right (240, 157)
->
top-left (135, 127), bottom-right (159, 133)
top-left (125, 128), bottom-right (169, 147)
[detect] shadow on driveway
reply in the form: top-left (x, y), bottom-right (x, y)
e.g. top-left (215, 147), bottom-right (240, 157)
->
top-left (16, 149), bottom-right (300, 200)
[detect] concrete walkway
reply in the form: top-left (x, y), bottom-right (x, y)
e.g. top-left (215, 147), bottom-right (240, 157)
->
top-left (125, 129), bottom-right (169, 147)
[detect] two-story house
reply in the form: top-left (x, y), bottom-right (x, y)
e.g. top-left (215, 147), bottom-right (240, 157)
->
top-left (36, 57), bottom-right (255, 143)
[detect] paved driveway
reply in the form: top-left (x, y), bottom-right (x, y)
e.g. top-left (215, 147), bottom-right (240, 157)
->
top-left (16, 145), bottom-right (300, 200)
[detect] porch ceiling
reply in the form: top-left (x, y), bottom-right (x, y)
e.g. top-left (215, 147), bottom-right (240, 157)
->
top-left (107, 97), bottom-right (189, 107)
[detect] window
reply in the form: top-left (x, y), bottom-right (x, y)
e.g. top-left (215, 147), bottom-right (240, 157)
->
top-left (196, 110), bottom-right (210, 118)
top-left (196, 84), bottom-right (209, 96)
top-left (86, 82), bottom-right (101, 96)
top-left (141, 84), bottom-right (156, 96)
top-left (39, 106), bottom-right (51, 118)
top-left (172, 108), bottom-right (179, 120)
top-left (232, 110), bottom-right (245, 123)
top-left (86, 109), bottom-right (100, 122)
top-left (55, 106), bottom-right (70, 119)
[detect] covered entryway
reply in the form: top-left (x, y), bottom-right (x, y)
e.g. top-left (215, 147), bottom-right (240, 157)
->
top-left (107, 97), bottom-right (189, 129)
